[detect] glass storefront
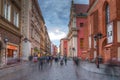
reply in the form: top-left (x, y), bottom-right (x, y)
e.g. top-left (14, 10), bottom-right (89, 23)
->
top-left (7, 44), bottom-right (18, 64)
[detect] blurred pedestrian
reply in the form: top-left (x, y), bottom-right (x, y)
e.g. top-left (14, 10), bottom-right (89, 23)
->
top-left (28, 55), bottom-right (33, 66)
top-left (33, 55), bottom-right (38, 63)
top-left (38, 56), bottom-right (43, 70)
top-left (60, 58), bottom-right (64, 66)
top-left (64, 56), bottom-right (67, 65)
top-left (49, 56), bottom-right (53, 66)
top-left (55, 57), bottom-right (59, 65)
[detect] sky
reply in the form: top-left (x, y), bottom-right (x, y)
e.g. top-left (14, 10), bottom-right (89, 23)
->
top-left (38, 0), bottom-right (89, 47)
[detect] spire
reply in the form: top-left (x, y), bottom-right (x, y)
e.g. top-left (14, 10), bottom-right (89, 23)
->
top-left (71, 0), bottom-right (74, 5)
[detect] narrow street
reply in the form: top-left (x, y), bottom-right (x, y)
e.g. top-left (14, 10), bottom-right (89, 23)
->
top-left (1, 60), bottom-right (119, 80)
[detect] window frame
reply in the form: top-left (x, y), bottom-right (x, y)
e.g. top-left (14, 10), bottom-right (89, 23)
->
top-left (13, 10), bottom-right (19, 27)
top-left (4, 0), bottom-right (11, 21)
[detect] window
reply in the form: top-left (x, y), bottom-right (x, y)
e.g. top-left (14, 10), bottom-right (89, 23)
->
top-left (105, 4), bottom-right (110, 24)
top-left (80, 23), bottom-right (84, 27)
top-left (80, 38), bottom-right (84, 49)
top-left (14, 11), bottom-right (19, 27)
top-left (4, 0), bottom-right (11, 21)
top-left (93, 10), bottom-right (98, 34)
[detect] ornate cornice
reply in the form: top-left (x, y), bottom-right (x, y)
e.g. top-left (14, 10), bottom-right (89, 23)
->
top-left (0, 15), bottom-right (21, 37)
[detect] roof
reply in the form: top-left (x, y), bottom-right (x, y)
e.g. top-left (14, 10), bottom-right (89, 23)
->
top-left (74, 4), bottom-right (89, 14)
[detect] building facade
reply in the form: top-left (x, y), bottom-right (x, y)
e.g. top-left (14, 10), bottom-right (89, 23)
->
top-left (0, 0), bottom-right (21, 66)
top-left (45, 26), bottom-right (51, 55)
top-left (88, 0), bottom-right (120, 64)
top-left (60, 38), bottom-right (68, 57)
top-left (21, 0), bottom-right (44, 60)
top-left (67, 0), bottom-right (88, 59)
top-left (51, 44), bottom-right (58, 57)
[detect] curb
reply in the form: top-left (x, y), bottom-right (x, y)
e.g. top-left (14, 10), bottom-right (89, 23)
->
top-left (80, 61), bottom-right (120, 76)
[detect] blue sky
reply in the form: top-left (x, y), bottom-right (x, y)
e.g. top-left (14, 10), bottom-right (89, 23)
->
top-left (38, 0), bottom-right (89, 47)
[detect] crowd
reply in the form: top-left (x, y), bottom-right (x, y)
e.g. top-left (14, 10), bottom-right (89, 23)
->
top-left (28, 55), bottom-right (68, 70)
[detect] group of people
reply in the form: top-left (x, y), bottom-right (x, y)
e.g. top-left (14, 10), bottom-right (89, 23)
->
top-left (28, 55), bottom-right (68, 70)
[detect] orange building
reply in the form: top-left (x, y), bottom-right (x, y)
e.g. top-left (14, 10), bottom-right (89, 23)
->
top-left (60, 38), bottom-right (68, 57)
top-left (88, 0), bottom-right (120, 64)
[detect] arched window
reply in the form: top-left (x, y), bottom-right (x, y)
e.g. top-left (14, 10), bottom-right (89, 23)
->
top-left (105, 4), bottom-right (110, 24)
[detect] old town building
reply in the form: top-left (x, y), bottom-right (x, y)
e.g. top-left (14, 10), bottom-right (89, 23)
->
top-left (67, 0), bottom-right (89, 59)
top-left (45, 26), bottom-right (51, 55)
top-left (40, 22), bottom-right (46, 55)
top-left (51, 44), bottom-right (58, 56)
top-left (21, 0), bottom-right (44, 60)
top-left (0, 0), bottom-right (21, 66)
top-left (53, 45), bottom-right (58, 56)
top-left (88, 0), bottom-right (120, 64)
top-left (60, 38), bottom-right (68, 57)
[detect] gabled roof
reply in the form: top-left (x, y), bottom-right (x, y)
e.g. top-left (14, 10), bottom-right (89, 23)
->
top-left (74, 4), bottom-right (89, 14)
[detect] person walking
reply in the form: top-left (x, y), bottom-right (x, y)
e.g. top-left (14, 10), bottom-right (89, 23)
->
top-left (38, 56), bottom-right (43, 70)
top-left (64, 56), bottom-right (67, 65)
top-left (28, 55), bottom-right (33, 66)
top-left (49, 56), bottom-right (53, 66)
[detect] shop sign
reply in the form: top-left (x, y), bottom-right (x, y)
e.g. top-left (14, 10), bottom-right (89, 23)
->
top-left (107, 22), bottom-right (113, 43)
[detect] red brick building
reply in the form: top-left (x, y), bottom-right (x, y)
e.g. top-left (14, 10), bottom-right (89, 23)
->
top-left (51, 44), bottom-right (58, 57)
top-left (67, 0), bottom-right (89, 59)
top-left (88, 0), bottom-right (120, 64)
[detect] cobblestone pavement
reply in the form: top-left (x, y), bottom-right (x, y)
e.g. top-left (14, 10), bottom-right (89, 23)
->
top-left (0, 61), bottom-right (120, 80)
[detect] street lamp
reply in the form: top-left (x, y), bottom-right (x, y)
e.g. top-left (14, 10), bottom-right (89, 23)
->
top-left (94, 32), bottom-right (103, 68)
top-left (4, 38), bottom-right (8, 43)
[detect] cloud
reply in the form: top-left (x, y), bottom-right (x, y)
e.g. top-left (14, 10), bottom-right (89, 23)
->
top-left (49, 29), bottom-right (66, 41)
top-left (38, 0), bottom-right (89, 46)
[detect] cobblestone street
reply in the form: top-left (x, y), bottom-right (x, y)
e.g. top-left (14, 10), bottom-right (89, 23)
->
top-left (1, 61), bottom-right (119, 80)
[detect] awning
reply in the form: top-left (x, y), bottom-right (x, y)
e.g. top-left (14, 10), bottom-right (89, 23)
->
top-left (7, 45), bottom-right (18, 50)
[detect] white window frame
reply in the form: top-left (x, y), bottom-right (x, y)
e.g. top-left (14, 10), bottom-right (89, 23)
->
top-left (14, 11), bottom-right (19, 27)
top-left (4, 0), bottom-right (11, 21)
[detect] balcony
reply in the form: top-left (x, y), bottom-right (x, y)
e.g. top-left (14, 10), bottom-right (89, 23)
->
top-left (71, 27), bottom-right (78, 31)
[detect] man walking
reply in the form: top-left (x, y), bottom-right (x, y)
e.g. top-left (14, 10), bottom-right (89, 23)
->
top-left (28, 55), bottom-right (33, 66)
top-left (64, 56), bottom-right (67, 65)
top-left (38, 56), bottom-right (43, 70)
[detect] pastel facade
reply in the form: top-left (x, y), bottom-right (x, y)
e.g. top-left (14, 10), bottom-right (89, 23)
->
top-left (67, 0), bottom-right (89, 59)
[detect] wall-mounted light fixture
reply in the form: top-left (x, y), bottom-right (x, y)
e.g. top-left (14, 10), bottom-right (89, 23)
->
top-left (4, 38), bottom-right (8, 43)
top-left (23, 37), bottom-right (28, 43)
